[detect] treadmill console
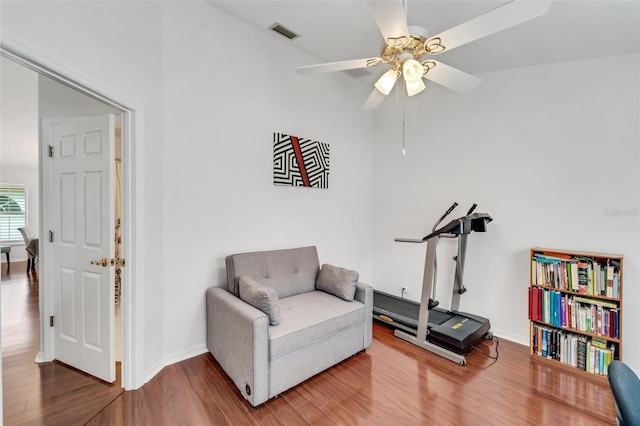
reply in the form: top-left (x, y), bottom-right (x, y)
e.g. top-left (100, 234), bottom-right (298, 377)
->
top-left (422, 212), bottom-right (492, 241)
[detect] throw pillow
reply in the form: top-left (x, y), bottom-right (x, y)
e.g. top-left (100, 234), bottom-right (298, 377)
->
top-left (239, 275), bottom-right (282, 325)
top-left (316, 263), bottom-right (359, 301)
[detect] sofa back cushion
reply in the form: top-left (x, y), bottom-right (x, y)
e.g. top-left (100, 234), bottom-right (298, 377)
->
top-left (226, 246), bottom-right (320, 299)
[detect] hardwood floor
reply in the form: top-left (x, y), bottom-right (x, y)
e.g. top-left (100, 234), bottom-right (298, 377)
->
top-left (2, 261), bottom-right (123, 425)
top-left (4, 261), bottom-right (617, 425)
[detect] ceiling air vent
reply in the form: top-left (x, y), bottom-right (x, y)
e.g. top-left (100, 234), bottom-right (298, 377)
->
top-left (269, 23), bottom-right (300, 40)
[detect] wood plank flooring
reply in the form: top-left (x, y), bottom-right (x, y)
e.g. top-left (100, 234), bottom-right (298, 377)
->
top-left (4, 261), bottom-right (617, 425)
top-left (2, 261), bottom-right (123, 425)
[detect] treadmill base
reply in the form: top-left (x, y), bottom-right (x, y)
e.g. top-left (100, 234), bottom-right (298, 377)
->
top-left (394, 330), bottom-right (468, 366)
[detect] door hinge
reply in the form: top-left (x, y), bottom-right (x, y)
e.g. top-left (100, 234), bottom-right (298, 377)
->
top-left (49, 230), bottom-right (54, 243)
top-left (48, 145), bottom-right (53, 157)
top-left (49, 316), bottom-right (54, 327)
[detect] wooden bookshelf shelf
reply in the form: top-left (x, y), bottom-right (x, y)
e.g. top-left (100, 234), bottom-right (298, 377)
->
top-left (530, 284), bottom-right (620, 302)
top-left (530, 319), bottom-right (621, 344)
top-left (528, 248), bottom-right (623, 378)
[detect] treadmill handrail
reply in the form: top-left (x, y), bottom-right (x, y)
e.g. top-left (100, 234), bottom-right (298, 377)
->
top-left (432, 202), bottom-right (458, 233)
top-left (393, 238), bottom-right (425, 243)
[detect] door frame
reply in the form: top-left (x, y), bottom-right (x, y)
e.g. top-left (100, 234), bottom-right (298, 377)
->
top-left (1, 35), bottom-right (145, 390)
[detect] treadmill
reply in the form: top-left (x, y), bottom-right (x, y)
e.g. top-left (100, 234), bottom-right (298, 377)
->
top-left (373, 203), bottom-right (493, 365)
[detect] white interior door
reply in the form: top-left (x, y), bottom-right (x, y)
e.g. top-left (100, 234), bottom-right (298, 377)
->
top-left (45, 114), bottom-right (116, 383)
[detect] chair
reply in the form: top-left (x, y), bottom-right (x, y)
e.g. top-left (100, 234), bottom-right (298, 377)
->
top-left (1, 246), bottom-right (10, 265)
top-left (206, 246), bottom-right (372, 407)
top-left (608, 361), bottom-right (640, 426)
top-left (18, 226), bottom-right (38, 273)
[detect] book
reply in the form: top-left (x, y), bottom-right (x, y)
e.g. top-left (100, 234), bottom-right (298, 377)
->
top-left (577, 336), bottom-right (587, 371)
top-left (536, 288), bottom-right (542, 321)
top-left (573, 296), bottom-right (617, 309)
top-left (552, 291), bottom-right (560, 327)
top-left (567, 298), bottom-right (574, 329)
top-left (578, 262), bottom-right (589, 294)
top-left (591, 337), bottom-right (607, 349)
top-left (570, 262), bottom-right (579, 292)
top-left (535, 254), bottom-right (567, 262)
top-left (541, 251), bottom-right (573, 260)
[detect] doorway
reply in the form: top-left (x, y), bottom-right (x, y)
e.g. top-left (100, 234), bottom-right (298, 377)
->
top-left (1, 40), bottom-right (140, 393)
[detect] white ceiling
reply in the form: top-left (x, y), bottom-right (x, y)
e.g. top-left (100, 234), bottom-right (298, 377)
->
top-left (210, 0), bottom-right (640, 84)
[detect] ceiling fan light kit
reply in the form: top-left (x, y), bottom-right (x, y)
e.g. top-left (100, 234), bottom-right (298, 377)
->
top-left (402, 58), bottom-right (424, 82)
top-left (405, 78), bottom-right (425, 97)
top-left (374, 68), bottom-right (400, 95)
top-left (297, 0), bottom-right (552, 109)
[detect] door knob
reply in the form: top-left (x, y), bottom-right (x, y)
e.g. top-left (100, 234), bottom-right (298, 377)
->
top-left (90, 258), bottom-right (109, 267)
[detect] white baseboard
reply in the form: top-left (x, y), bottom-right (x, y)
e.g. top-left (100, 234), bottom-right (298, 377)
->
top-left (489, 328), bottom-right (528, 346)
top-left (1, 255), bottom-right (28, 263)
top-left (143, 343), bottom-right (208, 385)
top-left (34, 352), bottom-right (47, 363)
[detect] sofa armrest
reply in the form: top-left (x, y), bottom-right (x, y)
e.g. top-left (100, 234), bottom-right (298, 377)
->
top-left (206, 287), bottom-right (269, 406)
top-left (355, 282), bottom-right (373, 349)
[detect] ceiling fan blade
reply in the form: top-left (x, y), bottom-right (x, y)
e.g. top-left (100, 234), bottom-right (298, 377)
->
top-left (363, 88), bottom-right (386, 110)
top-left (367, 0), bottom-right (410, 42)
top-left (424, 61), bottom-right (482, 93)
top-left (432, 0), bottom-right (552, 52)
top-left (297, 58), bottom-right (382, 75)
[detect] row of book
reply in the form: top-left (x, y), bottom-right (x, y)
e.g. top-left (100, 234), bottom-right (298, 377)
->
top-left (532, 252), bottom-right (620, 299)
top-left (528, 287), bottom-right (620, 339)
top-left (532, 323), bottom-right (616, 376)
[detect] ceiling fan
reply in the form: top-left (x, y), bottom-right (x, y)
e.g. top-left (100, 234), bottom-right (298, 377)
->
top-left (297, 0), bottom-right (552, 109)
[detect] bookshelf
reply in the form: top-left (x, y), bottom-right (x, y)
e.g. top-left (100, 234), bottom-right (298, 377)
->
top-left (528, 248), bottom-right (623, 378)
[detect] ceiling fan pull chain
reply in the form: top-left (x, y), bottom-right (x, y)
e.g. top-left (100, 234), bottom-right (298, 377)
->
top-left (402, 101), bottom-right (406, 157)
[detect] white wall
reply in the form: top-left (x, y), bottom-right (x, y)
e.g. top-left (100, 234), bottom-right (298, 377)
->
top-left (372, 53), bottom-right (640, 369)
top-left (159, 2), bottom-right (373, 364)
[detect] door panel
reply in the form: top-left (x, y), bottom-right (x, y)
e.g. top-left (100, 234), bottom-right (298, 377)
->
top-left (45, 114), bottom-right (115, 383)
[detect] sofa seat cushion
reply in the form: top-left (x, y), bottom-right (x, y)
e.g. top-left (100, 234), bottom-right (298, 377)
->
top-left (269, 291), bottom-right (365, 360)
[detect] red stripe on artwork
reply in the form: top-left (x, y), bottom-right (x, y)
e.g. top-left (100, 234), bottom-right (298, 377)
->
top-left (291, 136), bottom-right (310, 187)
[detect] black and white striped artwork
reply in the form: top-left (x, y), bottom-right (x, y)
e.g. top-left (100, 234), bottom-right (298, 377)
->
top-left (273, 133), bottom-right (329, 188)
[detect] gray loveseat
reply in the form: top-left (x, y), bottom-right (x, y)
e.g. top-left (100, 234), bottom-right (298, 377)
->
top-left (206, 246), bottom-right (373, 407)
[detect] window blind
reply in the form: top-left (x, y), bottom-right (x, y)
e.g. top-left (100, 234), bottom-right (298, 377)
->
top-left (0, 185), bottom-right (27, 242)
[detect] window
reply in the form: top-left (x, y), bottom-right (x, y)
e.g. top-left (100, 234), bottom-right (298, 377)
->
top-left (0, 185), bottom-right (27, 243)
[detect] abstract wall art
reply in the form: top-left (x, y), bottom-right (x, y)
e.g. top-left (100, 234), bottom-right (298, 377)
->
top-left (273, 132), bottom-right (329, 188)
